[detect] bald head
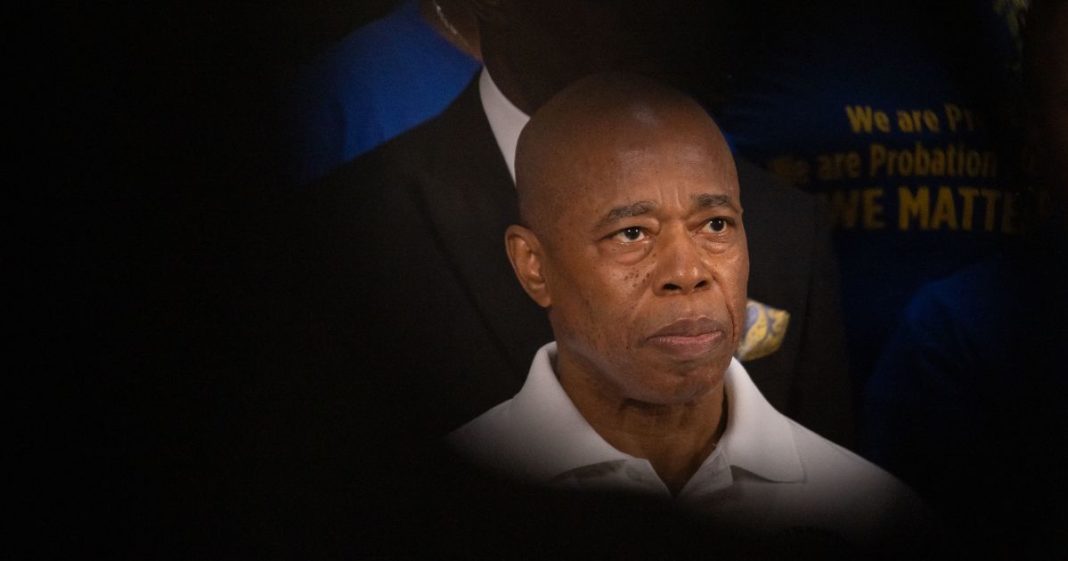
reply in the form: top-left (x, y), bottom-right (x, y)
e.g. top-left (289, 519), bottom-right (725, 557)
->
top-left (515, 73), bottom-right (736, 240)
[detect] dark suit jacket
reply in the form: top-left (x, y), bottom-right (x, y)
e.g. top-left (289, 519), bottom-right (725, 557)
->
top-left (278, 77), bottom-right (853, 453)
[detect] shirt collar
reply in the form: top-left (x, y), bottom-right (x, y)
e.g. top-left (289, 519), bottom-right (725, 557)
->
top-left (716, 356), bottom-right (805, 482)
top-left (511, 342), bottom-right (805, 484)
top-left (478, 68), bottom-right (529, 183)
top-left (508, 343), bottom-right (634, 480)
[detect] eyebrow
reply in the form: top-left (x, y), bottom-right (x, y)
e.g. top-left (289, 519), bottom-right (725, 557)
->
top-left (693, 193), bottom-right (734, 209)
top-left (593, 193), bottom-right (737, 230)
top-left (595, 200), bottom-right (658, 229)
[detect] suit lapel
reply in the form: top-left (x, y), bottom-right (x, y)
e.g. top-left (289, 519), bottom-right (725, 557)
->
top-left (410, 79), bottom-right (552, 376)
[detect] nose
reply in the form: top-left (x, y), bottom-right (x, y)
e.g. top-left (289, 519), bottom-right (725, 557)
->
top-left (653, 226), bottom-right (712, 295)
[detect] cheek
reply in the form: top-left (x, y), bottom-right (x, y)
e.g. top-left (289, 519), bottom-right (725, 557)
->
top-left (719, 251), bottom-right (750, 342)
top-left (586, 263), bottom-right (651, 324)
top-left (581, 265), bottom-right (660, 357)
top-left (548, 260), bottom-right (645, 339)
top-left (612, 264), bottom-right (655, 293)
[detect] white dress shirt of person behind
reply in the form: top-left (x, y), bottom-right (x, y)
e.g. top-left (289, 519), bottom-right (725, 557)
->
top-left (447, 72), bottom-right (932, 553)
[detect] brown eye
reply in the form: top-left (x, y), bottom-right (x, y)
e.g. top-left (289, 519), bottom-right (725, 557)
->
top-left (706, 218), bottom-right (728, 233)
top-left (613, 226), bottom-right (646, 243)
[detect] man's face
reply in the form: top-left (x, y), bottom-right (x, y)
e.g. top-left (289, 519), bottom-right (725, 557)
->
top-left (539, 112), bottom-right (748, 405)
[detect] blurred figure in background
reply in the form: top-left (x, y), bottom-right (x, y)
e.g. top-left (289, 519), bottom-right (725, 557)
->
top-left (863, 0), bottom-right (1067, 556)
top-left (718, 0), bottom-right (1029, 394)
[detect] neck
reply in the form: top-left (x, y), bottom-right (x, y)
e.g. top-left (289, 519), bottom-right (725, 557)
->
top-left (557, 354), bottom-right (728, 496)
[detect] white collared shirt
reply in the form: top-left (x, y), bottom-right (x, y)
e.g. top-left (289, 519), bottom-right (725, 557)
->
top-left (478, 68), bottom-right (529, 183)
top-left (448, 342), bottom-right (932, 548)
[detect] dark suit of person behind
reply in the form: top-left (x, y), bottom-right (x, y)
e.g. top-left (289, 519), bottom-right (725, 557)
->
top-left (281, 77), bottom-right (852, 452)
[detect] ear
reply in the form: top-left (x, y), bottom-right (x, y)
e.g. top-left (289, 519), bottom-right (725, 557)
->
top-left (505, 224), bottom-right (552, 308)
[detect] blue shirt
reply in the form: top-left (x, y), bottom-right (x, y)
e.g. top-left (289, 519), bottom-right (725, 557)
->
top-left (285, 0), bottom-right (480, 184)
top-left (717, 2), bottom-right (1024, 385)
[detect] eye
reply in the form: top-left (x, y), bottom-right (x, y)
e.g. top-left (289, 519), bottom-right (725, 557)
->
top-left (613, 226), bottom-right (647, 243)
top-left (705, 217), bottom-right (729, 233)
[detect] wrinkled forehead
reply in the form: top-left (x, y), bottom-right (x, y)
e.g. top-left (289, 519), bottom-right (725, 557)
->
top-left (544, 118), bottom-right (739, 220)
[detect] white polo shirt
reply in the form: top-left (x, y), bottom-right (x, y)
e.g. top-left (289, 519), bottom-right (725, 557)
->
top-left (448, 342), bottom-right (932, 549)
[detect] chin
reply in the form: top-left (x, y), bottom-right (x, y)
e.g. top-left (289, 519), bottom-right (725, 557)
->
top-left (639, 369), bottom-right (724, 406)
top-left (660, 350), bottom-right (732, 376)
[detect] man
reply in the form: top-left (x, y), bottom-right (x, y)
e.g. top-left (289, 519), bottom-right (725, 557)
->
top-left (280, 0), bottom-right (853, 449)
top-left (449, 73), bottom-right (928, 551)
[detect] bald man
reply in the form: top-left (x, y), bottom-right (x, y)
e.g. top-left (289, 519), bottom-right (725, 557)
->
top-left (448, 75), bottom-right (930, 551)
top-left (279, 0), bottom-right (853, 450)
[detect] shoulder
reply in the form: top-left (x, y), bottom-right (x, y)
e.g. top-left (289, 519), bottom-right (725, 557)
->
top-left (870, 256), bottom-right (1009, 381)
top-left (448, 401), bottom-right (515, 447)
top-left (446, 400), bottom-right (534, 477)
top-left (790, 420), bottom-right (910, 495)
top-left (302, 3), bottom-right (431, 85)
top-left (788, 419), bottom-right (932, 529)
top-left (309, 83), bottom-right (478, 211)
top-left (319, 77), bottom-right (488, 188)
top-left (761, 419), bottom-right (937, 552)
top-left (901, 258), bottom-right (1004, 332)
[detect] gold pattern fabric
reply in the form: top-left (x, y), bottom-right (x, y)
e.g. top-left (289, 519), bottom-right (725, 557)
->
top-left (736, 299), bottom-right (790, 361)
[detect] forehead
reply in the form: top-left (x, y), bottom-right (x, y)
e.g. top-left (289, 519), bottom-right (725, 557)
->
top-left (571, 125), bottom-right (738, 209)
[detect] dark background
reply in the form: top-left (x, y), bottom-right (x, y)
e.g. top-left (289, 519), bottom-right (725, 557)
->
top-left (20, 2), bottom-right (401, 557)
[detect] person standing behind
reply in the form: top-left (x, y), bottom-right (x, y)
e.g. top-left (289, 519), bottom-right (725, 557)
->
top-left (864, 1), bottom-right (1068, 556)
top-left (718, 0), bottom-right (1028, 391)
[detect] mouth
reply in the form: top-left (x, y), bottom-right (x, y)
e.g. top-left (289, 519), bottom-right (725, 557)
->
top-left (645, 317), bottom-right (727, 360)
